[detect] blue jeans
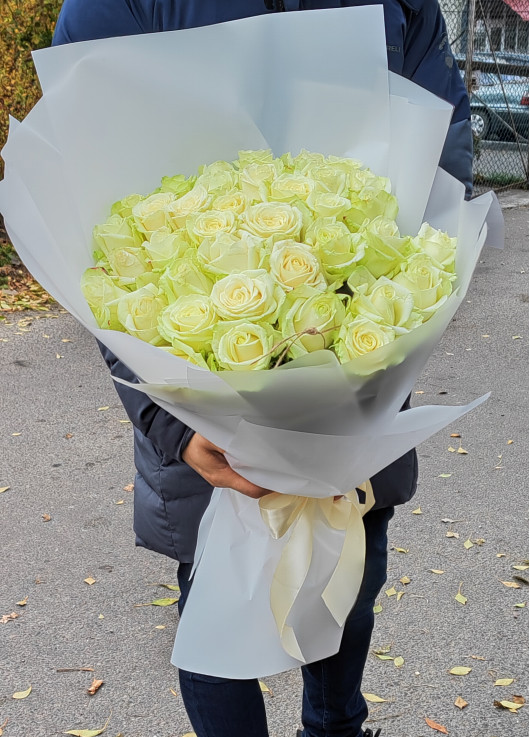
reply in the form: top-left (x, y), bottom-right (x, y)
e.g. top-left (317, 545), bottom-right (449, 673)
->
top-left (177, 506), bottom-right (394, 737)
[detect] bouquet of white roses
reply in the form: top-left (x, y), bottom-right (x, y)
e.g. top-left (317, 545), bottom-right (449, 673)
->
top-left (0, 7), bottom-right (502, 677)
top-left (82, 148), bottom-right (458, 375)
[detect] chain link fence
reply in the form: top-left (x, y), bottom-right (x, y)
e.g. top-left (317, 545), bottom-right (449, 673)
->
top-left (441, 0), bottom-right (529, 193)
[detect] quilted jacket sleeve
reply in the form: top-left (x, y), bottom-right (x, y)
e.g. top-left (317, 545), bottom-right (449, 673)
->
top-left (98, 341), bottom-right (195, 462)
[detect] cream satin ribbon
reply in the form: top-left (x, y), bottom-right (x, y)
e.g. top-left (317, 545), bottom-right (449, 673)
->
top-left (259, 482), bottom-right (376, 662)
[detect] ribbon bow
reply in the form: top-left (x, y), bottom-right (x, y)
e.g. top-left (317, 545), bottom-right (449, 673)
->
top-left (259, 482), bottom-right (375, 661)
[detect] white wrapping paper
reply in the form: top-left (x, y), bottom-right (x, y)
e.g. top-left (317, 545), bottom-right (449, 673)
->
top-left (0, 7), bottom-right (501, 678)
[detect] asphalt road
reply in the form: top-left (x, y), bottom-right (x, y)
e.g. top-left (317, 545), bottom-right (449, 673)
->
top-left (0, 199), bottom-right (528, 737)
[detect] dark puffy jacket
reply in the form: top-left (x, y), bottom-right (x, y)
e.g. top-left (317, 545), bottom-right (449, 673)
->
top-left (53, 0), bottom-right (469, 562)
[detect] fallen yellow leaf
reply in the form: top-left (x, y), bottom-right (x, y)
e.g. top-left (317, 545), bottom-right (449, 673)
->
top-left (84, 577), bottom-right (96, 586)
top-left (495, 678), bottom-right (515, 686)
top-left (394, 547), bottom-right (409, 553)
top-left (259, 680), bottom-right (273, 695)
top-left (115, 500), bottom-right (125, 505)
top-left (13, 685), bottom-right (32, 699)
top-left (373, 603), bottom-right (383, 614)
top-left (448, 446), bottom-right (456, 452)
top-left (454, 696), bottom-right (468, 709)
top-left (494, 699), bottom-right (524, 712)
top-left (394, 656), bottom-right (404, 668)
top-left (500, 581), bottom-right (521, 589)
top-left (133, 598), bottom-right (179, 607)
top-left (400, 576), bottom-right (411, 585)
top-left (12, 432), bottom-right (22, 436)
top-left (412, 507), bottom-right (422, 514)
top-left (430, 569), bottom-right (444, 574)
top-left (396, 591), bottom-right (405, 601)
top-left (180, 733), bottom-right (197, 737)
top-left (0, 487), bottom-right (10, 493)
top-left (446, 531), bottom-right (460, 538)
top-left (450, 433), bottom-right (461, 438)
top-left (64, 713), bottom-right (111, 736)
top-left (385, 587), bottom-right (397, 597)
top-left (16, 596), bottom-right (28, 606)
top-left (438, 473), bottom-right (452, 478)
top-left (449, 666), bottom-right (472, 675)
top-left (463, 539), bottom-right (474, 549)
top-left (455, 583), bottom-right (467, 605)
top-left (512, 565), bottom-right (529, 571)
top-left (457, 447), bottom-right (468, 454)
top-left (42, 513), bottom-right (52, 522)
top-left (97, 406), bottom-right (109, 411)
top-left (123, 484), bottom-right (134, 492)
top-left (155, 625), bottom-right (166, 629)
top-left (363, 693), bottom-right (387, 703)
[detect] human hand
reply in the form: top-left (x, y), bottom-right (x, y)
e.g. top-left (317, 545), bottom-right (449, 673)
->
top-left (182, 433), bottom-right (273, 499)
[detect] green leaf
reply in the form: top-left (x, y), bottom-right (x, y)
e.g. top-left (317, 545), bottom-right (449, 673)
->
top-left (394, 656), bottom-right (405, 668)
top-left (373, 604), bottom-right (383, 614)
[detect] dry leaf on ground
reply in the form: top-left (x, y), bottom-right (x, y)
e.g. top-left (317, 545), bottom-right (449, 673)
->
top-left (363, 693), bottom-right (387, 703)
top-left (87, 679), bottom-right (104, 695)
top-left (134, 598), bottom-right (179, 607)
top-left (455, 583), bottom-right (467, 605)
top-left (64, 713), bottom-right (111, 736)
top-left (454, 696), bottom-right (468, 709)
top-left (425, 717), bottom-right (449, 733)
top-left (494, 699), bottom-right (525, 712)
top-left (12, 685), bottom-right (32, 699)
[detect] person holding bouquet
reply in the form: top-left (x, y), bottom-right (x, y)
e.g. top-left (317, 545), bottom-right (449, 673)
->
top-left (52, 2), bottom-right (473, 736)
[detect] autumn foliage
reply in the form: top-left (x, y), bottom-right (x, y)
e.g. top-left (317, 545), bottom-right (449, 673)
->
top-left (0, 0), bottom-right (63, 177)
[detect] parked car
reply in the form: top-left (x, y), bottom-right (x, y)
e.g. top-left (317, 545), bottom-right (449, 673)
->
top-left (469, 72), bottom-right (529, 141)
